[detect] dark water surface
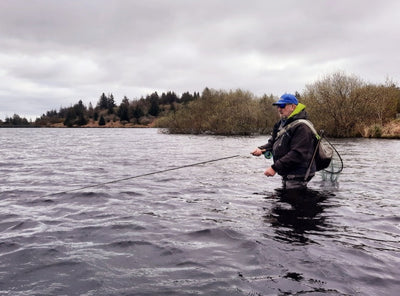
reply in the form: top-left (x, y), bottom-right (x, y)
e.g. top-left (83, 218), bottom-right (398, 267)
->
top-left (1, 128), bottom-right (399, 296)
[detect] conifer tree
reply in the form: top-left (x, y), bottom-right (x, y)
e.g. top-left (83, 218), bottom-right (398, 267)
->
top-left (98, 93), bottom-right (108, 109)
top-left (132, 105), bottom-right (144, 121)
top-left (118, 96), bottom-right (130, 121)
top-left (107, 94), bottom-right (115, 114)
top-left (98, 115), bottom-right (106, 126)
top-left (64, 108), bottom-right (76, 127)
top-left (148, 92), bottom-right (160, 116)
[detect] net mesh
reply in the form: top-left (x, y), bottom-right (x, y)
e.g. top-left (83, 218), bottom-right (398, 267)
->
top-left (320, 138), bottom-right (343, 182)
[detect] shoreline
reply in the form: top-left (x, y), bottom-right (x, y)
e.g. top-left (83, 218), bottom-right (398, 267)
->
top-left (1, 119), bottom-right (399, 139)
top-left (1, 126), bottom-right (399, 139)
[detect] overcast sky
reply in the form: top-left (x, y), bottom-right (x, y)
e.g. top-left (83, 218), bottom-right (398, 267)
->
top-left (1, 0), bottom-right (399, 120)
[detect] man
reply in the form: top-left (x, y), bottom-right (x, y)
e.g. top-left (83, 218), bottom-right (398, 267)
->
top-left (251, 93), bottom-right (317, 189)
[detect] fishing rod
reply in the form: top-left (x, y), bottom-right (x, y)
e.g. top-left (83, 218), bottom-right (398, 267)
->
top-left (42, 154), bottom-right (240, 198)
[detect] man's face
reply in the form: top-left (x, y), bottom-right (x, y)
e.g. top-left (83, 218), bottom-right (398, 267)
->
top-left (277, 104), bottom-right (296, 118)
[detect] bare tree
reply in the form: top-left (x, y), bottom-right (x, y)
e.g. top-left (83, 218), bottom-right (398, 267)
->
top-left (302, 72), bottom-right (365, 137)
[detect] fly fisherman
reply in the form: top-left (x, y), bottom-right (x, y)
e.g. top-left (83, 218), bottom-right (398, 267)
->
top-left (251, 94), bottom-right (317, 189)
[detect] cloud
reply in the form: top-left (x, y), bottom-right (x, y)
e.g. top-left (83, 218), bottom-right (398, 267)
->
top-left (0, 0), bottom-right (399, 119)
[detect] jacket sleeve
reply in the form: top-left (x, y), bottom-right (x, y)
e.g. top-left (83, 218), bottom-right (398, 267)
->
top-left (258, 137), bottom-right (273, 151)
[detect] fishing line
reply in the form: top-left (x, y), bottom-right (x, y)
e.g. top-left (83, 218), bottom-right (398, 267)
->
top-left (42, 154), bottom-right (240, 197)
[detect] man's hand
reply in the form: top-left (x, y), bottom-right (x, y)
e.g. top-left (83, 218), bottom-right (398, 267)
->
top-left (264, 166), bottom-right (276, 177)
top-left (251, 148), bottom-right (263, 156)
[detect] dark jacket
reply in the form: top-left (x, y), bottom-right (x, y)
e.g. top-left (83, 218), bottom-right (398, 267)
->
top-left (259, 103), bottom-right (317, 180)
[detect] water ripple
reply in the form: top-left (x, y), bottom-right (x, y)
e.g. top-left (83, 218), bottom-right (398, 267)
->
top-left (0, 129), bottom-right (399, 295)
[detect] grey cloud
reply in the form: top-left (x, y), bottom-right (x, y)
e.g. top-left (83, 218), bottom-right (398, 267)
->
top-left (0, 0), bottom-right (399, 119)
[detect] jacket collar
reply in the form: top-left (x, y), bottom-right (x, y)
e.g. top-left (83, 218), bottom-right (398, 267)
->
top-left (288, 103), bottom-right (306, 119)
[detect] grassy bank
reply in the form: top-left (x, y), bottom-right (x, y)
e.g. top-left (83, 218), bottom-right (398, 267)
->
top-left (360, 119), bottom-right (400, 139)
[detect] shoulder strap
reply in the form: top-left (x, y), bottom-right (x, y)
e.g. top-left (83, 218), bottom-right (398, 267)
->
top-left (296, 119), bottom-right (321, 139)
top-left (276, 119), bottom-right (320, 139)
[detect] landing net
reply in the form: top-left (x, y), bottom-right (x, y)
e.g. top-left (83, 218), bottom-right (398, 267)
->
top-left (320, 137), bottom-right (343, 182)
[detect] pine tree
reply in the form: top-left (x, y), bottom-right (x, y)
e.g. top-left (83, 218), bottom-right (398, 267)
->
top-left (148, 92), bottom-right (160, 116)
top-left (97, 93), bottom-right (108, 109)
top-left (118, 96), bottom-right (130, 121)
top-left (133, 104), bottom-right (144, 120)
top-left (107, 94), bottom-right (115, 114)
top-left (98, 115), bottom-right (106, 126)
top-left (64, 108), bottom-right (76, 127)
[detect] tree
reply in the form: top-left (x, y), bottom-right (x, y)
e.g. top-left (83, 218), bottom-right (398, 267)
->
top-left (97, 93), bottom-right (108, 109)
top-left (4, 114), bottom-right (29, 126)
top-left (257, 94), bottom-right (279, 133)
top-left (302, 72), bottom-right (365, 137)
top-left (160, 91), bottom-right (178, 105)
top-left (302, 72), bottom-right (400, 137)
top-left (107, 94), bottom-right (115, 114)
top-left (118, 96), bottom-right (130, 122)
top-left (96, 92), bottom-right (116, 114)
top-left (132, 104), bottom-right (144, 121)
top-left (98, 115), bottom-right (106, 126)
top-left (64, 108), bottom-right (77, 127)
top-left (180, 92), bottom-right (194, 104)
top-left (354, 84), bottom-right (398, 125)
top-left (68, 100), bottom-right (88, 126)
top-left (148, 92), bottom-right (160, 116)
top-left (156, 88), bottom-right (273, 135)
top-left (76, 114), bottom-right (87, 126)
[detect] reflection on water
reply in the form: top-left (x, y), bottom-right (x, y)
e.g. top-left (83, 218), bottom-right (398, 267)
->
top-left (265, 188), bottom-right (334, 245)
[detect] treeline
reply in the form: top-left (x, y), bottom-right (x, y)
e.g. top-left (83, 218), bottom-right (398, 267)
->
top-left (1, 114), bottom-right (32, 126)
top-left (156, 88), bottom-right (279, 135)
top-left (157, 72), bottom-right (400, 137)
top-left (40, 91), bottom-right (200, 127)
top-left (1, 91), bottom-right (199, 128)
top-left (2, 72), bottom-right (400, 137)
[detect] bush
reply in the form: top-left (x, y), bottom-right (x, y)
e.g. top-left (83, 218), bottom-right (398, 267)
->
top-left (302, 72), bottom-right (399, 137)
top-left (156, 88), bottom-right (276, 135)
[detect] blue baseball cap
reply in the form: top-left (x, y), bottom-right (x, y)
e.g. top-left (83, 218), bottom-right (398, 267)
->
top-left (272, 94), bottom-right (298, 106)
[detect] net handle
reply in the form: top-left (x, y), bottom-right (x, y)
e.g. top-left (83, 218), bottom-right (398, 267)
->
top-left (304, 130), bottom-right (324, 181)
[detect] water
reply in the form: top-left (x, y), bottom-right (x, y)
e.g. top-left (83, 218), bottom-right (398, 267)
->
top-left (1, 128), bottom-right (399, 296)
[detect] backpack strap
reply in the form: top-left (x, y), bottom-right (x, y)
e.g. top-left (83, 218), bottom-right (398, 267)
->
top-left (276, 119), bottom-right (321, 140)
